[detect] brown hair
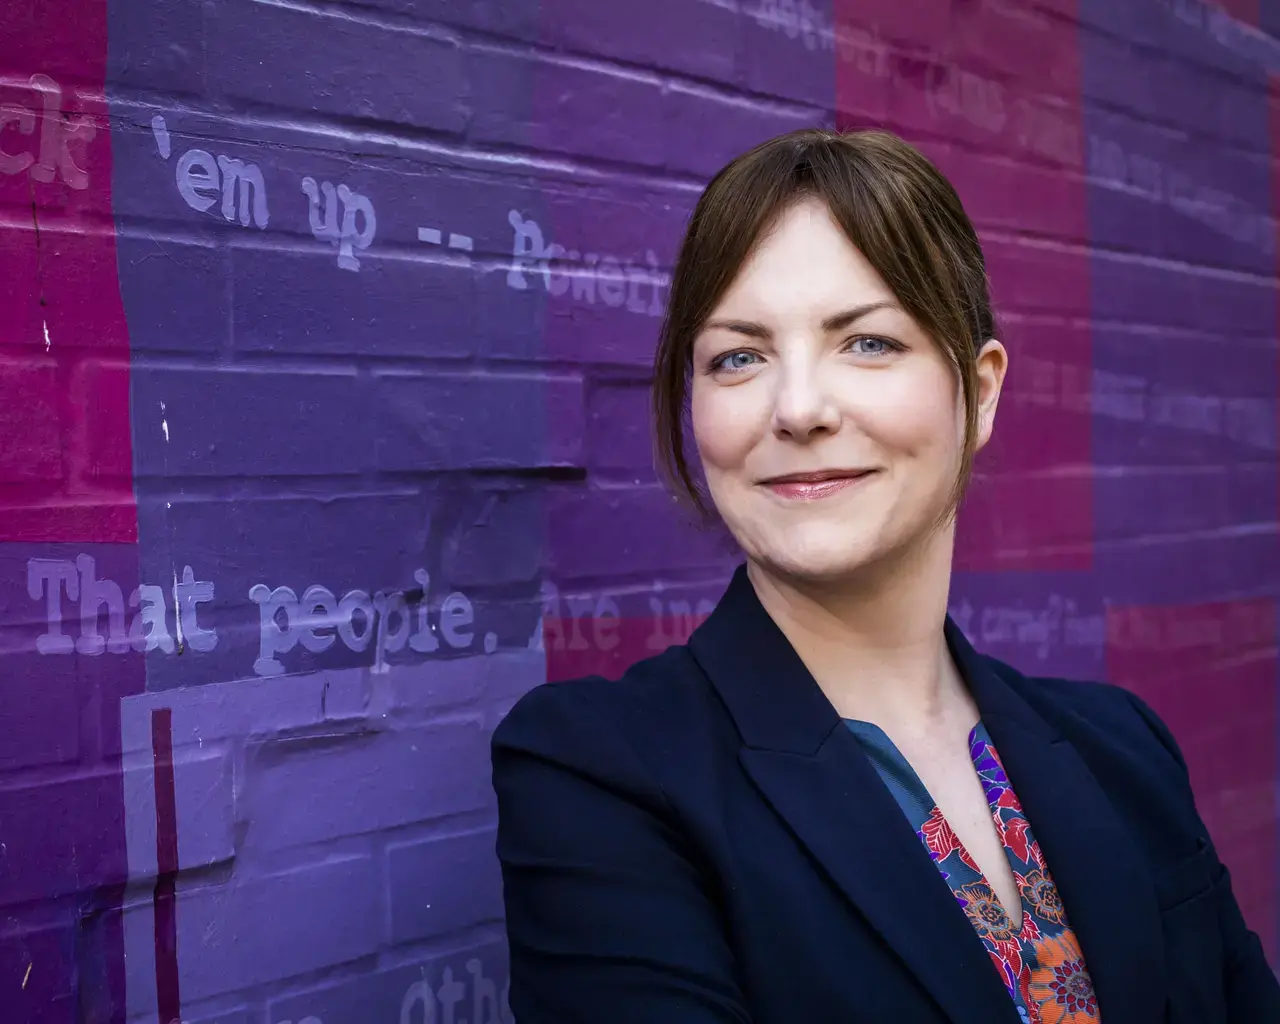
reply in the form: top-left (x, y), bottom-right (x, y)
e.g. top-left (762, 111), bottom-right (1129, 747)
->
top-left (652, 127), bottom-right (996, 518)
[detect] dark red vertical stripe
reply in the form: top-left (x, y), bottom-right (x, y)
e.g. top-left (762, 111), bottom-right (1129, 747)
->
top-left (151, 709), bottom-right (181, 1024)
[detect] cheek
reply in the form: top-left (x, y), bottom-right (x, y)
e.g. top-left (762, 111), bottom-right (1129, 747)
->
top-left (862, 366), bottom-right (962, 457)
top-left (691, 383), bottom-right (759, 473)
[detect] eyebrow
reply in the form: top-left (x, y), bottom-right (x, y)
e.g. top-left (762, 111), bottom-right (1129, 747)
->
top-left (703, 301), bottom-right (898, 338)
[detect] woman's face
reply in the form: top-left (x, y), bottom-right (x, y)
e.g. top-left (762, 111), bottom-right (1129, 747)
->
top-left (690, 197), bottom-right (1005, 585)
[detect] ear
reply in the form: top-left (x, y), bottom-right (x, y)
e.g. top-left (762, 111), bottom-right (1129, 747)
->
top-left (972, 339), bottom-right (1008, 453)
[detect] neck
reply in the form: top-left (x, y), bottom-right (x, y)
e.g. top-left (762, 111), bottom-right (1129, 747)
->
top-left (746, 523), bottom-right (968, 729)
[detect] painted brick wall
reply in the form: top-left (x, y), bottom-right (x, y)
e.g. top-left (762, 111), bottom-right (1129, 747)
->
top-left (0, 1), bottom-right (1277, 1022)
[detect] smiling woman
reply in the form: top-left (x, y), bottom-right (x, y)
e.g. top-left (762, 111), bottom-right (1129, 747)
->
top-left (681, 190), bottom-right (1006, 586)
top-left (491, 129), bottom-right (1280, 1024)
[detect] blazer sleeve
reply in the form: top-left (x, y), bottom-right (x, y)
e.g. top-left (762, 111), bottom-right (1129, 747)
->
top-left (491, 680), bottom-right (752, 1024)
top-left (1124, 689), bottom-right (1280, 1018)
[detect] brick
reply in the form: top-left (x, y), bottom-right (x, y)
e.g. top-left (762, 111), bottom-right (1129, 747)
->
top-left (0, 1), bottom-right (102, 83)
top-left (437, 486), bottom-right (547, 587)
top-left (0, 770), bottom-right (127, 906)
top-left (847, 0), bottom-right (951, 52)
top-left (0, 80), bottom-right (113, 222)
top-left (950, 0), bottom-right (1078, 99)
top-left (122, 745), bottom-right (233, 881)
top-left (471, 49), bottom-right (664, 168)
top-left (267, 944), bottom-right (510, 1024)
top-left (1092, 325), bottom-right (1275, 457)
top-left (238, 718), bottom-right (492, 853)
top-left (586, 382), bottom-right (655, 475)
top-left (210, 3), bottom-right (466, 133)
top-left (387, 829), bottom-right (504, 943)
top-left (741, 0), bottom-right (837, 108)
top-left (71, 362), bottom-right (133, 481)
top-left (948, 570), bottom-right (1108, 682)
top-left (662, 84), bottom-right (822, 178)
top-left (1084, 125), bottom-right (1270, 275)
top-left (184, 1008), bottom-right (251, 1024)
top-left (832, 20), bottom-right (893, 125)
top-left (0, 919), bottom-right (75, 1024)
top-left (540, 183), bottom-right (692, 279)
top-left (1086, 256), bottom-right (1200, 331)
top-left (114, 236), bottom-right (230, 353)
top-left (373, 655), bottom-right (492, 718)
top-left (131, 488), bottom-right (535, 689)
top-left (373, 372), bottom-right (584, 471)
top-left (106, 0), bottom-right (206, 94)
top-left (884, 50), bottom-right (1012, 149)
top-left (150, 856), bottom-right (380, 1002)
top-left (0, 360), bottom-right (62, 483)
top-left (1082, 28), bottom-right (1268, 147)
top-left (232, 246), bottom-right (478, 361)
top-left (540, 0), bottom-right (739, 83)
top-left (107, 106), bottom-right (277, 239)
top-left (519, 269), bottom-right (671, 369)
top-left (354, 0), bottom-right (540, 39)
top-left (542, 577), bottom-right (727, 683)
top-left (984, 239), bottom-right (1090, 318)
top-left (177, 749), bottom-right (236, 872)
top-left (129, 365), bottom-right (370, 478)
top-left (957, 470), bottom-right (1094, 574)
top-left (120, 671), bottom-right (369, 754)
top-left (0, 652), bottom-right (80, 769)
top-left (1095, 530), bottom-right (1278, 607)
top-left (545, 484), bottom-right (739, 580)
top-left (379, 648), bottom-right (545, 716)
top-left (3, 222), bottom-right (130, 332)
top-left (943, 142), bottom-right (1087, 241)
top-left (1094, 463), bottom-right (1275, 542)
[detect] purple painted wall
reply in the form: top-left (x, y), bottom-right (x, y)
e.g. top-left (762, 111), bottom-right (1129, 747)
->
top-left (1, 0), bottom-right (1278, 1021)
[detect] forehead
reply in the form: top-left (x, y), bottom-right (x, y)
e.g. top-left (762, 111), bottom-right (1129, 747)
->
top-left (713, 197), bottom-right (895, 317)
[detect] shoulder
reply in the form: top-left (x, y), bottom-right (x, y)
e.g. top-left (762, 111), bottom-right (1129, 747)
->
top-left (982, 653), bottom-right (1189, 778)
top-left (491, 644), bottom-right (725, 783)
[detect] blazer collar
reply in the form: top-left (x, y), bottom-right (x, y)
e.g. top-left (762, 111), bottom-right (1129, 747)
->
top-left (688, 564), bottom-right (1166, 1024)
top-left (688, 563), bottom-right (1058, 753)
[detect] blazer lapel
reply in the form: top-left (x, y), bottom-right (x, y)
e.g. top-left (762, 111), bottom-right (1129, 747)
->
top-left (690, 568), bottom-right (1019, 1024)
top-left (948, 620), bottom-right (1167, 1024)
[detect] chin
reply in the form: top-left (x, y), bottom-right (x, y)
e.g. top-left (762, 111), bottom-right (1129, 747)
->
top-left (740, 518), bottom-right (890, 586)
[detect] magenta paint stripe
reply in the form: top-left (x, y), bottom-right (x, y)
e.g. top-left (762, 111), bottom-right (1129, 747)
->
top-left (151, 708), bottom-right (182, 1024)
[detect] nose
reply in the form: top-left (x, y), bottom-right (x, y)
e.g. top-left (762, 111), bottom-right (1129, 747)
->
top-left (771, 357), bottom-right (840, 441)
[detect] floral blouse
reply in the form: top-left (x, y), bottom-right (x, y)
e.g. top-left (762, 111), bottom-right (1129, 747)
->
top-left (845, 719), bottom-right (1100, 1024)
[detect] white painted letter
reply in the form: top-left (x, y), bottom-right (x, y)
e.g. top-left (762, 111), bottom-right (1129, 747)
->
top-left (400, 980), bottom-right (437, 1024)
top-left (297, 584), bottom-right (338, 654)
top-left (177, 149), bottom-right (221, 213)
top-left (216, 155), bottom-right (268, 228)
top-left (336, 184), bottom-right (376, 271)
top-left (76, 554), bottom-right (129, 655)
top-left (29, 74), bottom-right (95, 190)
top-left (506, 209), bottom-right (547, 290)
top-left (441, 592), bottom-right (474, 649)
top-left (337, 589), bottom-right (375, 652)
top-left (128, 585), bottom-right (174, 654)
top-left (27, 558), bottom-right (78, 655)
top-left (248, 584), bottom-right (300, 676)
top-left (0, 104), bottom-right (36, 176)
top-left (174, 565), bottom-right (217, 652)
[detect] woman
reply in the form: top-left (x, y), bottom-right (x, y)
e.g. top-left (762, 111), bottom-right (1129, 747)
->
top-left (491, 129), bottom-right (1279, 1023)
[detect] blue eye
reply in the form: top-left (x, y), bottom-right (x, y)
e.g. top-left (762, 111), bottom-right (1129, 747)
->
top-left (849, 336), bottom-right (898, 356)
top-left (713, 350), bottom-right (761, 372)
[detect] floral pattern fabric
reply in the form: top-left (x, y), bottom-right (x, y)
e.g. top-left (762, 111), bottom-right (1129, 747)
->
top-left (845, 720), bottom-right (1100, 1024)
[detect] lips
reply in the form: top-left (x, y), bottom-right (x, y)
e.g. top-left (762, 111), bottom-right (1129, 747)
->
top-left (758, 470), bottom-right (876, 501)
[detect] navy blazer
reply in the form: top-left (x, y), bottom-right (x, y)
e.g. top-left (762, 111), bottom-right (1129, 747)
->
top-left (492, 566), bottom-right (1280, 1023)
